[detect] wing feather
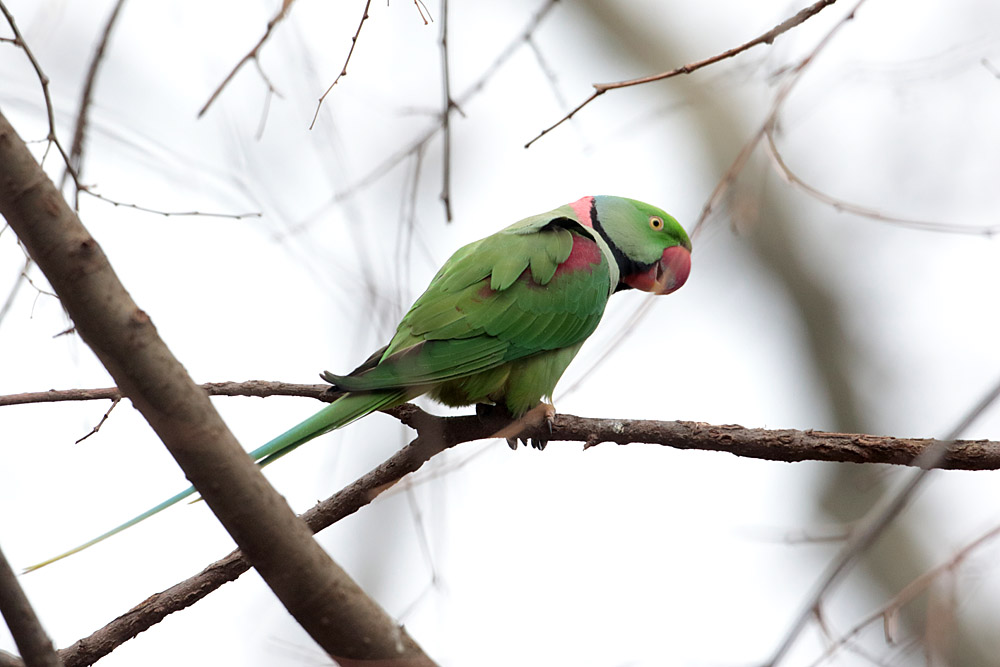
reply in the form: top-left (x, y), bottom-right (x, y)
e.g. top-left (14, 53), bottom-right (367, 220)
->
top-left (326, 207), bottom-right (612, 393)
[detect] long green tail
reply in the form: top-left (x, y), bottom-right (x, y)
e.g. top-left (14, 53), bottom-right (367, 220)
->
top-left (24, 390), bottom-right (407, 572)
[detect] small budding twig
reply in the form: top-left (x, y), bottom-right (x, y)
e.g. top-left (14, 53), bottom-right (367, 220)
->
top-left (763, 125), bottom-right (1000, 237)
top-left (198, 0), bottom-right (295, 119)
top-left (0, 0), bottom-right (80, 186)
top-left (75, 397), bottom-right (121, 444)
top-left (309, 0), bottom-right (374, 130)
top-left (524, 0), bottom-right (841, 148)
top-left (81, 189), bottom-right (262, 220)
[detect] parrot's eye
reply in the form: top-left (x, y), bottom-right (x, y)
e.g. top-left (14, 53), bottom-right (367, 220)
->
top-left (649, 216), bottom-right (664, 230)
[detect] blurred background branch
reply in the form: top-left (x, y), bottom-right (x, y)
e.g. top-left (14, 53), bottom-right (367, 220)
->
top-left (3, 0), bottom-right (1000, 665)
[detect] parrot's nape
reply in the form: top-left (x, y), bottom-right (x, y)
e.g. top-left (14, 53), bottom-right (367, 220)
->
top-left (26, 195), bottom-right (691, 571)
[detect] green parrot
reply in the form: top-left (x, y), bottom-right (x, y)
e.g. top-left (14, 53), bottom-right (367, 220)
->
top-left (27, 195), bottom-right (691, 571)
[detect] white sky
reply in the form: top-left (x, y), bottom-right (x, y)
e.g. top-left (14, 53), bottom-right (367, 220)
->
top-left (3, 0), bottom-right (1000, 665)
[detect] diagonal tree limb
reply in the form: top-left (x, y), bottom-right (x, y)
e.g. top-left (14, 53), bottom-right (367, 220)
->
top-left (54, 405), bottom-right (469, 667)
top-left (0, 109), bottom-right (434, 666)
top-left (16, 396), bottom-right (1000, 666)
top-left (764, 374), bottom-right (1000, 666)
top-left (0, 542), bottom-right (61, 667)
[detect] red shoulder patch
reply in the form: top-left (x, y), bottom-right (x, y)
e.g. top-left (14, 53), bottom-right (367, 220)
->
top-left (554, 234), bottom-right (602, 277)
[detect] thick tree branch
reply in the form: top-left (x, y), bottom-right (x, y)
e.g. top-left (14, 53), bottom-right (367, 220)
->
top-left (0, 110), bottom-right (434, 666)
top-left (0, 543), bottom-right (60, 667)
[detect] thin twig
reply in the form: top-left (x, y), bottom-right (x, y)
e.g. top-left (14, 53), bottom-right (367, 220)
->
top-left (0, 542), bottom-right (61, 667)
top-left (252, 57), bottom-right (283, 139)
top-left (74, 397), bottom-right (121, 444)
top-left (526, 36), bottom-right (570, 112)
top-left (81, 189), bottom-right (262, 220)
top-left (438, 0), bottom-right (454, 221)
top-left (0, 254), bottom-right (31, 331)
top-left (288, 0), bottom-right (559, 235)
top-left (805, 524), bottom-right (1000, 667)
top-left (412, 0), bottom-right (432, 24)
top-left (309, 0), bottom-right (373, 129)
top-left (765, 373), bottom-right (1000, 666)
top-left (198, 1), bottom-right (295, 118)
top-left (525, 0), bottom-right (840, 148)
top-left (59, 0), bottom-right (128, 204)
top-left (692, 0), bottom-right (863, 240)
top-left (764, 126), bottom-right (1000, 237)
top-left (0, 0), bottom-right (80, 186)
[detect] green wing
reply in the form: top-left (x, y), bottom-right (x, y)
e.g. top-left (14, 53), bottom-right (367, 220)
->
top-left (27, 205), bottom-right (617, 572)
top-left (324, 211), bottom-right (613, 400)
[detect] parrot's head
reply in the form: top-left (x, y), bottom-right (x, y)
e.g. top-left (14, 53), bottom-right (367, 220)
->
top-left (588, 196), bottom-right (692, 295)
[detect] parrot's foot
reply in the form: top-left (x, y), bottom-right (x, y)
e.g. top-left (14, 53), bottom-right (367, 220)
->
top-left (474, 403), bottom-right (521, 449)
top-left (476, 402), bottom-right (555, 451)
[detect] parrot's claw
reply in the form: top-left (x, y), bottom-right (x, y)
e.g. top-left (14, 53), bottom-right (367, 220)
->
top-left (485, 402), bottom-right (555, 451)
top-left (532, 402), bottom-right (555, 449)
top-left (507, 436), bottom-right (547, 450)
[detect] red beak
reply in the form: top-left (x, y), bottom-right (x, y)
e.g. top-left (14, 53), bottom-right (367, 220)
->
top-left (622, 245), bottom-right (691, 295)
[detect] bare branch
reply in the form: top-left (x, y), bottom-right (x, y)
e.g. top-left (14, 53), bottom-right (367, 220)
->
top-left (0, 542), bottom-right (61, 667)
top-left (0, 381), bottom-right (330, 407)
top-left (0, 0), bottom-right (79, 185)
top-left (54, 402), bottom-right (492, 667)
top-left (80, 189), bottom-right (262, 220)
top-left (37, 394), bottom-right (1000, 665)
top-left (5, 380), bottom-right (1000, 469)
top-left (0, 110), bottom-right (434, 666)
top-left (286, 0), bottom-right (560, 235)
top-left (309, 0), bottom-right (374, 129)
top-left (692, 0), bottom-right (865, 240)
top-left (0, 650), bottom-right (24, 667)
top-left (438, 0), bottom-right (454, 221)
top-left (525, 0), bottom-right (840, 148)
top-left (60, 0), bottom-right (128, 201)
top-left (805, 524), bottom-right (1000, 667)
top-left (74, 397), bottom-right (120, 444)
top-left (764, 126), bottom-right (1000, 237)
top-left (765, 373), bottom-right (1000, 666)
top-left (198, 1), bottom-right (295, 119)
top-left (412, 0), bottom-right (432, 24)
